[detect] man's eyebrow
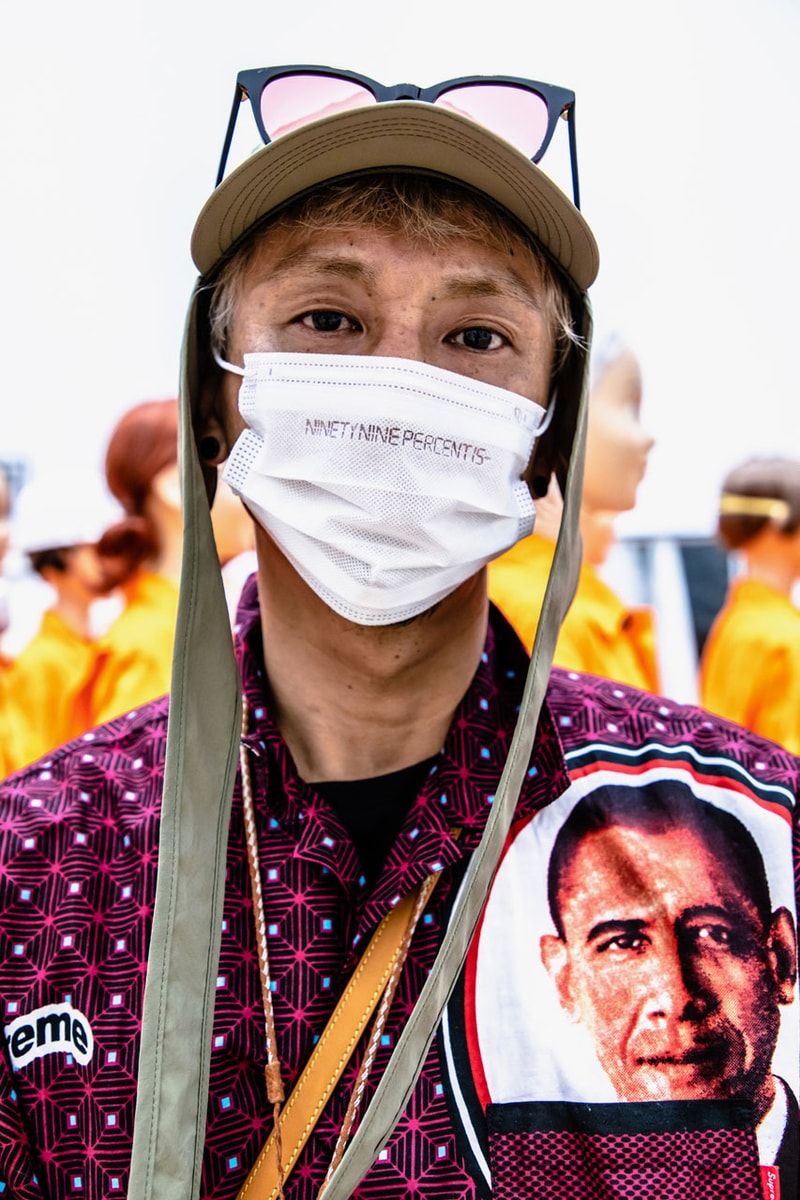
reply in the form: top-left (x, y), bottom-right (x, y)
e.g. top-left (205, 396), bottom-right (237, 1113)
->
top-left (261, 247), bottom-right (380, 287)
top-left (586, 918), bottom-right (648, 945)
top-left (437, 272), bottom-right (546, 311)
top-left (678, 905), bottom-right (743, 925)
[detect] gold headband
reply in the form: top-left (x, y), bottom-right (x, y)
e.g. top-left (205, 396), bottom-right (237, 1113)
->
top-left (719, 493), bottom-right (790, 522)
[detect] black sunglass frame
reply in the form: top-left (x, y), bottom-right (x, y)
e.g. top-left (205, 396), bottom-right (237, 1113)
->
top-left (215, 64), bottom-right (580, 208)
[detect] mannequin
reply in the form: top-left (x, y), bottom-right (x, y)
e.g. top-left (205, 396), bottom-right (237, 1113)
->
top-left (700, 457), bottom-right (800, 753)
top-left (90, 399), bottom-right (182, 724)
top-left (488, 331), bottom-right (658, 690)
top-left (3, 474), bottom-right (121, 770)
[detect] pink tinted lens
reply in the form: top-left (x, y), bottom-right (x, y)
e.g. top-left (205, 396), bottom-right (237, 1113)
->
top-left (260, 75), bottom-right (376, 140)
top-left (435, 84), bottom-right (550, 159)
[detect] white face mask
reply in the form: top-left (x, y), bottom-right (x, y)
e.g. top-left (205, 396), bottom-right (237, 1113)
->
top-left (219, 353), bottom-right (552, 626)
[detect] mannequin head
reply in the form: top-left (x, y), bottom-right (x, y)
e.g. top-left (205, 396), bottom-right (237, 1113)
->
top-left (717, 458), bottom-right (800, 591)
top-left (13, 472), bottom-right (122, 632)
top-left (582, 334), bottom-right (653, 516)
top-left (718, 458), bottom-right (800, 548)
top-left (102, 399), bottom-right (181, 580)
top-left (28, 544), bottom-right (112, 607)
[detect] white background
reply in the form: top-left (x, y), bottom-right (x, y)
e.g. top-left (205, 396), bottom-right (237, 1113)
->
top-left (2, 0), bottom-right (798, 536)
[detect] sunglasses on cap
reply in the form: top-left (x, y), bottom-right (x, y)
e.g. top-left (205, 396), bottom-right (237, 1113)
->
top-left (215, 64), bottom-right (581, 208)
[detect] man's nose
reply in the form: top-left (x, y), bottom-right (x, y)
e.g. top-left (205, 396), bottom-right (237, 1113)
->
top-left (368, 319), bottom-right (429, 364)
top-left (644, 941), bottom-right (712, 1021)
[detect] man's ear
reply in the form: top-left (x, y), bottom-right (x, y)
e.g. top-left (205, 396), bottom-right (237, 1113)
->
top-left (768, 906), bottom-right (798, 1005)
top-left (194, 363), bottom-right (233, 460)
top-left (192, 388), bottom-right (228, 506)
top-left (540, 934), bottom-right (578, 1020)
top-left (189, 287), bottom-right (240, 503)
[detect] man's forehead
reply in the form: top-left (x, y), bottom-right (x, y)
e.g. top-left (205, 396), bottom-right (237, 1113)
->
top-left (239, 223), bottom-right (550, 310)
top-left (564, 823), bottom-right (742, 895)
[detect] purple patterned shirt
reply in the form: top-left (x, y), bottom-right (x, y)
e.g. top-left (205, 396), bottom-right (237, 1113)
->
top-left (0, 576), bottom-right (798, 1199)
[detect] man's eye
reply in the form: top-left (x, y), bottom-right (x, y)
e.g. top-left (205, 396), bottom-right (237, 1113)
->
top-left (453, 327), bottom-right (505, 351)
top-left (691, 924), bottom-right (733, 948)
top-left (301, 310), bottom-right (359, 332)
top-left (596, 933), bottom-right (648, 954)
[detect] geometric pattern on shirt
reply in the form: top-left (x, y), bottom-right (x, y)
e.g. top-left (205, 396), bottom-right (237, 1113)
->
top-left (487, 1124), bottom-right (764, 1200)
top-left (0, 582), bottom-right (796, 1197)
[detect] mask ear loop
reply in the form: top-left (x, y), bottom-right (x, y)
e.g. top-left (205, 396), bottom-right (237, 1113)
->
top-left (526, 390), bottom-right (557, 497)
top-left (213, 348), bottom-right (246, 376)
top-left (536, 389), bottom-right (557, 438)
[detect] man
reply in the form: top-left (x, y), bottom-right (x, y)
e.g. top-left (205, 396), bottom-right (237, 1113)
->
top-left (0, 67), bottom-right (796, 1200)
top-left (540, 784), bottom-right (797, 1155)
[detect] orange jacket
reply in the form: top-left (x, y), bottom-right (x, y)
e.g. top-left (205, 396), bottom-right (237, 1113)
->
top-left (488, 534), bottom-right (660, 692)
top-left (90, 570), bottom-right (179, 726)
top-left (700, 577), bottom-right (800, 753)
top-left (2, 610), bottom-right (102, 773)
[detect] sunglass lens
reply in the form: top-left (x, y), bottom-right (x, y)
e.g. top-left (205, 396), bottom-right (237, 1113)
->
top-left (434, 84), bottom-right (550, 160)
top-left (260, 74), bottom-right (377, 140)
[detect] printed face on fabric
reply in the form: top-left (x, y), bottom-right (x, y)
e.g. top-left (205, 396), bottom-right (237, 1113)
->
top-left (539, 793), bottom-right (797, 1124)
top-left (443, 758), bottom-right (800, 1197)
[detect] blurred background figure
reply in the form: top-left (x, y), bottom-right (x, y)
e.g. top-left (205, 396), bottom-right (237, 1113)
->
top-left (0, 467), bottom-right (10, 646)
top-left (488, 329), bottom-right (658, 690)
top-left (700, 457), bottom-right (800, 753)
top-left (0, 465), bottom-right (16, 777)
top-left (210, 468), bottom-right (257, 626)
top-left (89, 398), bottom-right (181, 725)
top-left (2, 472), bottom-right (121, 773)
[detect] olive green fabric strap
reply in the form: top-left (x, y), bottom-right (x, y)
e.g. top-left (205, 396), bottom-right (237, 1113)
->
top-left (127, 279), bottom-right (590, 1200)
top-left (319, 361), bottom-right (588, 1199)
top-left (128, 288), bottom-right (243, 1199)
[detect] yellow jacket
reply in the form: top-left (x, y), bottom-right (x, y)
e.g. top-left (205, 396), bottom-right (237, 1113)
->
top-left (488, 534), bottom-right (660, 693)
top-left (0, 666), bottom-right (14, 780)
top-left (90, 569), bottom-right (179, 725)
top-left (700, 577), bottom-right (800, 754)
top-left (2, 610), bottom-right (102, 774)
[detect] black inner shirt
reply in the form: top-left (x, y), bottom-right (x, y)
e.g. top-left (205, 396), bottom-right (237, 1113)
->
top-left (315, 756), bottom-right (438, 885)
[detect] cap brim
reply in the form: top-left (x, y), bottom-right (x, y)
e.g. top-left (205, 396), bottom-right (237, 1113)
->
top-left (191, 101), bottom-right (599, 290)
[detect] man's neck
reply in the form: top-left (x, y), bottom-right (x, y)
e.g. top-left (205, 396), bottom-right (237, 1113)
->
top-left (254, 540), bottom-right (489, 782)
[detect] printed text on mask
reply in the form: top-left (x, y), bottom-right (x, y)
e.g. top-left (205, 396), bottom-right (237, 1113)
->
top-left (304, 418), bottom-right (490, 465)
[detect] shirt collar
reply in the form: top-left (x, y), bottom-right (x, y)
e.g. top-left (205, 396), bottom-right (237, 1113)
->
top-left (234, 576), bottom-right (569, 928)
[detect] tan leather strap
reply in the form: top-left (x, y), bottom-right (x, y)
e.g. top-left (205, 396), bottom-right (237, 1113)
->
top-left (237, 878), bottom-right (433, 1200)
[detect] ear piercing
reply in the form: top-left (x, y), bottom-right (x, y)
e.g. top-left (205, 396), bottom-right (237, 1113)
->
top-left (199, 435), bottom-right (222, 462)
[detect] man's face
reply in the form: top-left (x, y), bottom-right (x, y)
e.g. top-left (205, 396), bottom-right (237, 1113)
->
top-left (216, 222), bottom-right (555, 450)
top-left (540, 822), bottom-right (795, 1120)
